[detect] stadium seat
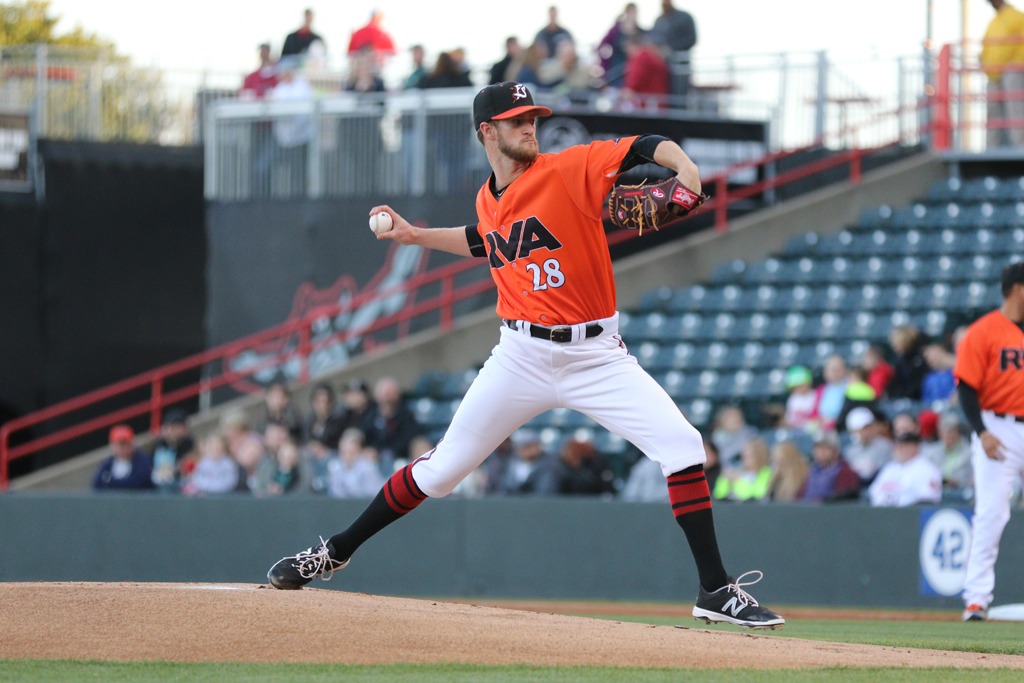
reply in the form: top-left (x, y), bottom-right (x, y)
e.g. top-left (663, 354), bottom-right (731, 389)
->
top-left (784, 231), bottom-right (819, 256)
top-left (637, 286), bottom-right (673, 313)
top-left (439, 368), bottom-right (478, 398)
top-left (668, 285), bottom-right (711, 313)
top-left (413, 370), bottom-right (449, 399)
top-left (911, 282), bottom-right (954, 310)
top-left (925, 177), bottom-right (961, 204)
top-left (712, 259), bottom-right (747, 284)
top-left (960, 176), bottom-right (1001, 203)
top-left (679, 398), bottom-right (713, 428)
top-left (993, 227), bottom-right (1024, 253)
top-left (858, 204), bottom-right (893, 228)
top-left (913, 310), bottom-right (950, 339)
top-left (998, 176), bottom-right (1024, 202)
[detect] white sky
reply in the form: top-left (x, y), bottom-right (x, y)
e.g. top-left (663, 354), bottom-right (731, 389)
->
top-left (48, 0), bottom-right (999, 75)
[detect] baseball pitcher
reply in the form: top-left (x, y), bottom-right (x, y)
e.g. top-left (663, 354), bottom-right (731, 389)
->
top-left (268, 82), bottom-right (782, 628)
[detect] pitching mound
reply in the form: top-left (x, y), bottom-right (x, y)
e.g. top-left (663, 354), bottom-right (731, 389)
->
top-left (0, 583), bottom-right (1020, 669)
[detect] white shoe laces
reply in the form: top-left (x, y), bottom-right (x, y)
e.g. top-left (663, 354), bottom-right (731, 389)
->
top-left (292, 537), bottom-right (346, 582)
top-left (725, 570), bottom-right (763, 608)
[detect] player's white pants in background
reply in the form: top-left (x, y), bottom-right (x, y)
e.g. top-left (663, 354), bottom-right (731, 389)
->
top-left (410, 313), bottom-right (706, 498)
top-left (962, 411), bottom-right (1024, 608)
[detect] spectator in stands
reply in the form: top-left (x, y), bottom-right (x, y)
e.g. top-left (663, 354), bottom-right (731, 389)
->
top-left (223, 410), bottom-right (265, 491)
top-left (340, 378), bottom-right (375, 433)
top-left (240, 43), bottom-right (278, 99)
top-left (650, 0), bottom-right (697, 96)
top-left (982, 0), bottom-right (1024, 148)
top-left (303, 383), bottom-right (346, 456)
top-left (93, 425), bottom-right (154, 491)
top-left (713, 437), bottom-right (771, 502)
top-left (599, 3), bottom-right (648, 88)
top-left (861, 344), bottom-right (895, 397)
top-left (922, 342), bottom-right (957, 404)
top-left (364, 377), bottom-right (421, 470)
top-left (843, 407), bottom-right (893, 483)
top-left (346, 46), bottom-right (386, 93)
top-left (887, 324), bottom-right (928, 400)
top-left (451, 48), bottom-right (471, 76)
top-left (622, 452), bottom-right (669, 503)
top-left (703, 437), bottom-right (721, 493)
top-left (554, 438), bottom-right (616, 496)
top-left (490, 37), bottom-right (522, 85)
top-left (710, 405), bottom-right (755, 469)
top-left (800, 432), bottom-right (862, 502)
top-left (816, 355), bottom-right (849, 430)
top-left (258, 381), bottom-right (302, 442)
top-left (868, 429), bottom-right (942, 507)
top-left (495, 431), bottom-right (559, 495)
top-left (254, 423), bottom-right (304, 496)
top-left (508, 41), bottom-right (549, 87)
top-left (921, 413), bottom-right (972, 490)
top-left (892, 412), bottom-right (918, 439)
top-left (348, 10), bottom-right (396, 57)
top-left (405, 45), bottom-right (428, 89)
top-left (483, 437), bottom-right (515, 494)
top-left (150, 409), bottom-right (197, 492)
top-left (917, 409), bottom-right (940, 443)
top-left (622, 35), bottom-right (669, 107)
top-left (327, 428), bottom-right (385, 498)
top-left (269, 58), bottom-right (314, 188)
top-left (783, 366), bottom-right (819, 432)
top-left (768, 441), bottom-right (809, 503)
top-left (540, 40), bottom-right (593, 93)
top-left (182, 434), bottom-right (240, 496)
top-left (419, 52), bottom-right (473, 89)
top-left (535, 5), bottom-right (574, 58)
top-left (281, 9), bottom-right (323, 59)
top-left (835, 366), bottom-right (878, 433)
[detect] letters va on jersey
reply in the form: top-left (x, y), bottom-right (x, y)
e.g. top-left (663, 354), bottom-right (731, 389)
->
top-left (474, 137), bottom-right (639, 326)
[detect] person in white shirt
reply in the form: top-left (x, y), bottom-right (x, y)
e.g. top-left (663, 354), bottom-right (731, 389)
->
top-left (843, 407), bottom-right (893, 482)
top-left (328, 428), bottom-right (385, 498)
top-left (184, 434), bottom-right (240, 495)
top-left (868, 430), bottom-right (942, 507)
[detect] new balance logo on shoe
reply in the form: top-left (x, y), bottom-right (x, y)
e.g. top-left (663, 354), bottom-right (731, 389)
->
top-left (722, 597), bottom-right (745, 617)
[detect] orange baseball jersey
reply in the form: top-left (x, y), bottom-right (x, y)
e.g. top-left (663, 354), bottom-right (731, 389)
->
top-left (954, 310), bottom-right (1024, 415)
top-left (473, 137), bottom-right (639, 326)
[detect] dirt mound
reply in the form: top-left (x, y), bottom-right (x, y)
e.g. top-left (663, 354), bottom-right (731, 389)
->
top-left (0, 583), bottom-right (1019, 669)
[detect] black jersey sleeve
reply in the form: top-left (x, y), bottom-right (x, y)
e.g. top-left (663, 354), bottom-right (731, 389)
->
top-left (465, 224), bottom-right (486, 257)
top-left (616, 135), bottom-right (670, 174)
top-left (957, 381), bottom-right (987, 435)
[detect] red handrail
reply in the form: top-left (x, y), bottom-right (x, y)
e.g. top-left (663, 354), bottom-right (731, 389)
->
top-left (0, 101), bottom-right (932, 490)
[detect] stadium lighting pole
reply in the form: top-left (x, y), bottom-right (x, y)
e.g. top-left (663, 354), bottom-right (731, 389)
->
top-left (923, 0), bottom-right (934, 148)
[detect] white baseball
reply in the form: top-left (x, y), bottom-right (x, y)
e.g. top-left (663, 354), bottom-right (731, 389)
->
top-left (369, 211), bottom-right (393, 235)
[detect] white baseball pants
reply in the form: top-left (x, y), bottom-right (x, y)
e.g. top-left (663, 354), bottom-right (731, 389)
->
top-left (410, 313), bottom-right (706, 497)
top-left (961, 411), bottom-right (1024, 609)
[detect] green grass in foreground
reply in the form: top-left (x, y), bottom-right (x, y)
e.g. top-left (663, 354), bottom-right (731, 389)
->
top-left (0, 662), bottom-right (1022, 683)
top-left (590, 615), bottom-right (1024, 656)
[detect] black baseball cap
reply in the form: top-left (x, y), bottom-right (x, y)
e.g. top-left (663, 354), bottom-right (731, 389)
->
top-left (473, 82), bottom-right (552, 131)
top-left (1001, 260), bottom-right (1024, 297)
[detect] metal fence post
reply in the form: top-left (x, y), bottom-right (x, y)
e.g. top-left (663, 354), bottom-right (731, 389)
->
top-left (308, 99), bottom-right (322, 199)
top-left (897, 56), bottom-right (906, 143)
top-left (204, 99), bottom-right (218, 200)
top-left (412, 92), bottom-right (428, 197)
top-left (921, 45), bottom-right (933, 148)
top-left (815, 50), bottom-right (828, 144)
top-left (35, 44), bottom-right (48, 138)
top-left (89, 60), bottom-right (104, 140)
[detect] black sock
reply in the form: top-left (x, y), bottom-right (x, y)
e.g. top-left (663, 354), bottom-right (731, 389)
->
top-left (328, 464), bottom-right (427, 561)
top-left (327, 488), bottom-right (403, 561)
top-left (667, 464), bottom-right (729, 592)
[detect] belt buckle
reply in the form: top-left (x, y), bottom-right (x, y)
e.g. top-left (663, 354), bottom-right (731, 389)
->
top-left (551, 326), bottom-right (572, 343)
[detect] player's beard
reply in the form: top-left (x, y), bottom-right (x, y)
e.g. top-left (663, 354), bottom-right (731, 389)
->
top-left (497, 133), bottom-right (539, 163)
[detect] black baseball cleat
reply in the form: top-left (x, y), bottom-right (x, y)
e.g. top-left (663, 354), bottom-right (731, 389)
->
top-left (692, 571), bottom-right (785, 630)
top-left (267, 537), bottom-right (349, 590)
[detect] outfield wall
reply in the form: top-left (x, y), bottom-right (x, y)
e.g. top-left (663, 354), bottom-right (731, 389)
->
top-left (2, 495), bottom-right (1020, 609)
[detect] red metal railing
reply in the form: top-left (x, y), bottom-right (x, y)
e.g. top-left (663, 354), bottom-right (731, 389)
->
top-left (0, 102), bottom-right (931, 490)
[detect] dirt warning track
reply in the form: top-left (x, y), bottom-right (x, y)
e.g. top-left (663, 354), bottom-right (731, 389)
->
top-left (1, 583), bottom-right (1020, 669)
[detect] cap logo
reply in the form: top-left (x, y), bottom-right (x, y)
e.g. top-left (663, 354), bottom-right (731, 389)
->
top-left (512, 84), bottom-right (528, 102)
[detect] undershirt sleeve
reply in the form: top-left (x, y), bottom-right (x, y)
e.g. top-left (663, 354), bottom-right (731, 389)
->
top-left (465, 224), bottom-right (486, 257)
top-left (616, 135), bottom-right (670, 174)
top-left (957, 381), bottom-right (987, 435)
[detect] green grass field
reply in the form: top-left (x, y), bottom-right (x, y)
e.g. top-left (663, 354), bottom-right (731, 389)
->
top-left (2, 616), bottom-right (1021, 682)
top-left (593, 614), bottom-right (1024, 656)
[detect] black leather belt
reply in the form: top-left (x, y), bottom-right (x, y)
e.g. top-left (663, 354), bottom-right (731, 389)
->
top-left (503, 319), bottom-right (603, 343)
top-left (994, 412), bottom-right (1024, 423)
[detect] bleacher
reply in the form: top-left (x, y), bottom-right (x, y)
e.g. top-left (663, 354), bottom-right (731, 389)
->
top-left (406, 175), bottom-right (1024, 470)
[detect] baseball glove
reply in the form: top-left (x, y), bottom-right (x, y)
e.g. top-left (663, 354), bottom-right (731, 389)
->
top-left (609, 177), bottom-right (709, 235)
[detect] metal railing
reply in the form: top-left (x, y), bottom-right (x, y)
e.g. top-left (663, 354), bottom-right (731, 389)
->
top-left (0, 94), bottom-right (931, 489)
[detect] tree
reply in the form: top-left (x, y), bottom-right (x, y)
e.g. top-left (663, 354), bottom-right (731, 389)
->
top-left (0, 0), bottom-right (112, 49)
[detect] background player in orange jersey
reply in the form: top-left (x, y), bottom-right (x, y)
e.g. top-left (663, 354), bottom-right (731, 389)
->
top-left (955, 262), bottom-right (1024, 621)
top-left (268, 82), bottom-right (783, 629)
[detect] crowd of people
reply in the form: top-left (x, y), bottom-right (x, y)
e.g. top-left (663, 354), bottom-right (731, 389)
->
top-left (93, 320), bottom-right (990, 508)
top-left (238, 3), bottom-right (698, 106)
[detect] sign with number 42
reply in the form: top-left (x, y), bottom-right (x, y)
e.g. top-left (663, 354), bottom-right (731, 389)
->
top-left (919, 508), bottom-right (972, 597)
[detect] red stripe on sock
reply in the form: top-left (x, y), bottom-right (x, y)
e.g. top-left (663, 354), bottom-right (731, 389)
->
top-left (668, 470), bottom-right (712, 518)
top-left (383, 465), bottom-right (428, 513)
